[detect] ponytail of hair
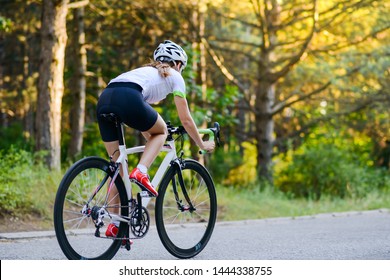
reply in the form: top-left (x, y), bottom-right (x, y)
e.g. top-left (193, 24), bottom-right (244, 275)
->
top-left (144, 59), bottom-right (174, 78)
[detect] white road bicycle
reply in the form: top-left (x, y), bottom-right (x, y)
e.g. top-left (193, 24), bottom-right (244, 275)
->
top-left (54, 113), bottom-right (220, 260)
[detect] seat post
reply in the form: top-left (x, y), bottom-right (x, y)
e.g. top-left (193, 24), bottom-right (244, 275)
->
top-left (116, 121), bottom-right (125, 146)
top-left (100, 113), bottom-right (125, 146)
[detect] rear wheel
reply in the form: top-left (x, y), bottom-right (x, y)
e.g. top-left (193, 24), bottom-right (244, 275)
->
top-left (53, 157), bottom-right (129, 260)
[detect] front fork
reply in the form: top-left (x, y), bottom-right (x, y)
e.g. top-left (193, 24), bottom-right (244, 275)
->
top-left (171, 158), bottom-right (196, 213)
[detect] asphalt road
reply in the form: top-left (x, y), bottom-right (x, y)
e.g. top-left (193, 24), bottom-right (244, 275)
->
top-left (1, 209), bottom-right (390, 260)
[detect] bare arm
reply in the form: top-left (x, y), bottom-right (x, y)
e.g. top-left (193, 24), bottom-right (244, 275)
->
top-left (174, 96), bottom-right (215, 152)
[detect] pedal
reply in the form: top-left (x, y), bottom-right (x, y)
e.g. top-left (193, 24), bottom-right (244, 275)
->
top-left (94, 227), bottom-right (100, 237)
top-left (124, 239), bottom-right (132, 251)
top-left (122, 226), bottom-right (132, 251)
top-left (140, 191), bottom-right (151, 197)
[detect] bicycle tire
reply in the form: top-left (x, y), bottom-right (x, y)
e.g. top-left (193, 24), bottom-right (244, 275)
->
top-left (53, 156), bottom-right (129, 260)
top-left (155, 159), bottom-right (217, 259)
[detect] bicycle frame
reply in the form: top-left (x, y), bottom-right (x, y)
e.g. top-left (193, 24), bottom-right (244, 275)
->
top-left (109, 136), bottom-right (178, 224)
top-left (98, 118), bottom-right (218, 227)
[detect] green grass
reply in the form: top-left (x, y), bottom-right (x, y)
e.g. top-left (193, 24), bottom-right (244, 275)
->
top-left (0, 163), bottom-right (390, 229)
top-left (216, 185), bottom-right (390, 221)
top-left (0, 148), bottom-right (60, 218)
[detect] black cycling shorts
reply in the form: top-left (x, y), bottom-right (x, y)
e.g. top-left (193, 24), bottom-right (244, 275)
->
top-left (96, 82), bottom-right (158, 142)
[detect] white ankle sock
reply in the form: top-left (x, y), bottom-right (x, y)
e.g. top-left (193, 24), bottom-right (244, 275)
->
top-left (137, 164), bottom-right (148, 174)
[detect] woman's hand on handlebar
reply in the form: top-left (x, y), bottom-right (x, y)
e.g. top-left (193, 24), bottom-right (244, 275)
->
top-left (199, 140), bottom-right (215, 153)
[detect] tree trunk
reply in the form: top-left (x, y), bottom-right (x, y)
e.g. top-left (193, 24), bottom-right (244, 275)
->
top-left (0, 29), bottom-right (7, 128)
top-left (255, 80), bottom-right (275, 182)
top-left (190, 1), bottom-right (207, 163)
top-left (36, 0), bottom-right (68, 169)
top-left (254, 0), bottom-right (279, 181)
top-left (68, 6), bottom-right (86, 160)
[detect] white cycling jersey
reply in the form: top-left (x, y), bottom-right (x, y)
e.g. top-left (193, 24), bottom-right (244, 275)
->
top-left (109, 66), bottom-right (186, 104)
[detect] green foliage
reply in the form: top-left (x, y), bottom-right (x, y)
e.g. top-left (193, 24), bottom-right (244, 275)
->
top-left (0, 16), bottom-right (12, 33)
top-left (0, 123), bottom-right (34, 151)
top-left (274, 131), bottom-right (390, 200)
top-left (222, 142), bottom-right (258, 187)
top-left (0, 147), bottom-right (59, 216)
top-left (63, 123), bottom-right (107, 162)
top-left (204, 85), bottom-right (242, 127)
top-left (208, 144), bottom-right (241, 184)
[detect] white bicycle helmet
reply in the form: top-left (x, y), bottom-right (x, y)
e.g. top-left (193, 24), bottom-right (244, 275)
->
top-left (153, 40), bottom-right (188, 70)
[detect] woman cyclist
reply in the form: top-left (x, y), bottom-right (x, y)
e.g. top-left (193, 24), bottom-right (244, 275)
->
top-left (96, 40), bottom-right (215, 238)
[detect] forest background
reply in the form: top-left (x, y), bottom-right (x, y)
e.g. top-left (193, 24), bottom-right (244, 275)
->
top-left (0, 0), bottom-right (389, 231)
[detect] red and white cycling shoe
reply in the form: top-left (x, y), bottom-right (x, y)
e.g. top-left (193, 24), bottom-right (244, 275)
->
top-left (105, 223), bottom-right (132, 246)
top-left (129, 168), bottom-right (158, 197)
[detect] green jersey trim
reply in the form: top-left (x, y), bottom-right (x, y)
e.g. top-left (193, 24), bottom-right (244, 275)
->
top-left (173, 90), bottom-right (186, 98)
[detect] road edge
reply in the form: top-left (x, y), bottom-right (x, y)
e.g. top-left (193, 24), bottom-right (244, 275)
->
top-left (1, 208), bottom-right (389, 240)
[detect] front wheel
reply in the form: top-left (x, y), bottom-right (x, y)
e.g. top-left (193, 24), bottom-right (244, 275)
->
top-left (53, 157), bottom-right (129, 260)
top-left (155, 159), bottom-right (217, 259)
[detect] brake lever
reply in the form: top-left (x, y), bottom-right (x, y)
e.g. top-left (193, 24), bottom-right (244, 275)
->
top-left (209, 122), bottom-right (221, 147)
top-left (198, 122), bottom-right (221, 154)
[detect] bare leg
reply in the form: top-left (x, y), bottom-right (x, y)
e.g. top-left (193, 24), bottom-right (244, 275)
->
top-left (104, 140), bottom-right (120, 162)
top-left (139, 114), bottom-right (167, 168)
top-left (103, 140), bottom-right (121, 218)
top-left (141, 131), bottom-right (151, 141)
top-left (103, 114), bottom-right (166, 216)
